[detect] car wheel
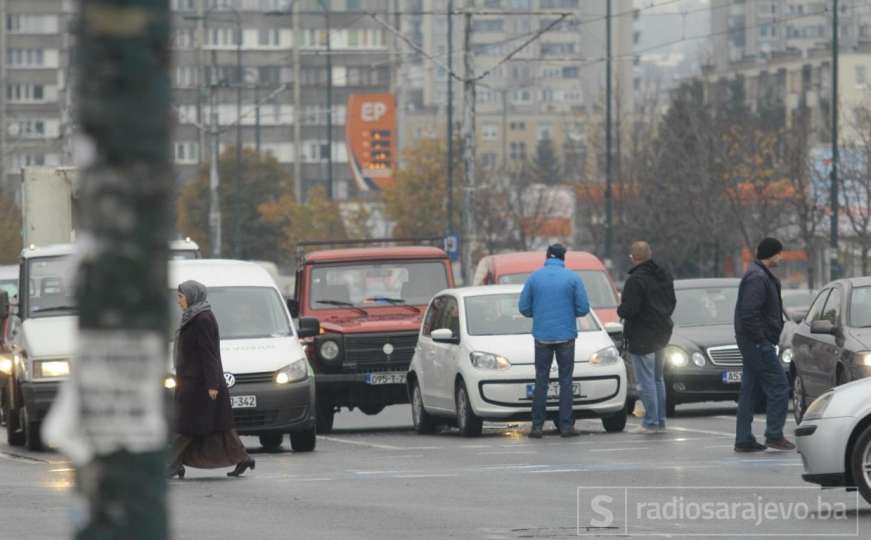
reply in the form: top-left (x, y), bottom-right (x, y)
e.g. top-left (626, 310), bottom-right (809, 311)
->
top-left (4, 402), bottom-right (23, 446)
top-left (358, 403), bottom-right (385, 416)
top-left (316, 399), bottom-right (335, 434)
top-left (22, 409), bottom-right (42, 452)
top-left (850, 424), bottom-right (871, 504)
top-left (290, 429), bottom-right (316, 452)
top-left (455, 381), bottom-right (482, 437)
top-left (411, 381), bottom-right (437, 434)
top-left (602, 408), bottom-right (628, 433)
top-left (258, 433), bottom-right (283, 452)
top-left (793, 372), bottom-right (809, 424)
top-left (666, 394), bottom-right (677, 418)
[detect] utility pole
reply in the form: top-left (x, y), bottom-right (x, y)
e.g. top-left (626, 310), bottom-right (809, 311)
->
top-left (461, 11), bottom-right (477, 285)
top-left (325, 5), bottom-right (334, 199)
top-left (72, 0), bottom-right (171, 536)
top-left (293, 0), bottom-right (303, 202)
top-left (604, 0), bottom-right (614, 265)
top-left (831, 0), bottom-right (840, 280)
top-left (255, 84), bottom-right (261, 154)
top-left (196, 0), bottom-right (206, 166)
top-left (210, 49), bottom-right (222, 257)
top-left (234, 16), bottom-right (242, 258)
top-left (446, 0), bottom-right (455, 234)
top-left (0, 0), bottom-right (7, 191)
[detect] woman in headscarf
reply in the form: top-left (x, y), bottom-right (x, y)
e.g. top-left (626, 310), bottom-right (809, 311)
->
top-left (167, 280), bottom-right (255, 479)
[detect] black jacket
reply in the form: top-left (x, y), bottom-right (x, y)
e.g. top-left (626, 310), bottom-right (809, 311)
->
top-left (734, 260), bottom-right (784, 347)
top-left (617, 259), bottom-right (676, 355)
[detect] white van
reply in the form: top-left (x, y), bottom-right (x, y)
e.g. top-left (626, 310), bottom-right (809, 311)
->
top-left (169, 260), bottom-right (320, 451)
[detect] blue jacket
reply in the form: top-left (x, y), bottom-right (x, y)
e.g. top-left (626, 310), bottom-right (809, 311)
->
top-left (518, 258), bottom-right (591, 342)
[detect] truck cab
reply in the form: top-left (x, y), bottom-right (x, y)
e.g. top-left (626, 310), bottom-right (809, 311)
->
top-left (293, 244), bottom-right (455, 433)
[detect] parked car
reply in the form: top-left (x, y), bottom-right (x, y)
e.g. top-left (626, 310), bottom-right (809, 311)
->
top-left (407, 285), bottom-right (628, 436)
top-left (795, 377), bottom-right (871, 503)
top-left (782, 288), bottom-right (816, 322)
top-left (169, 259), bottom-right (320, 451)
top-left (169, 238), bottom-right (201, 260)
top-left (787, 278), bottom-right (871, 423)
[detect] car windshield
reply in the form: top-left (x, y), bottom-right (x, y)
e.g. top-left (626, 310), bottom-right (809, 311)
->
top-left (849, 286), bottom-right (871, 328)
top-left (0, 279), bottom-right (17, 299)
top-left (498, 270), bottom-right (618, 309)
top-left (309, 261), bottom-right (449, 309)
top-left (782, 290), bottom-right (814, 309)
top-left (27, 256), bottom-right (77, 318)
top-left (169, 286), bottom-right (292, 340)
top-left (170, 250), bottom-right (200, 261)
top-left (464, 293), bottom-right (600, 336)
top-left (673, 287), bottom-right (739, 327)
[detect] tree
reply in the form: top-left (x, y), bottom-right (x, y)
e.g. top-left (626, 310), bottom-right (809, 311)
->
top-left (532, 136), bottom-right (561, 185)
top-left (259, 187), bottom-right (348, 255)
top-left (840, 104), bottom-right (871, 275)
top-left (0, 194), bottom-right (21, 264)
top-left (177, 146), bottom-right (288, 261)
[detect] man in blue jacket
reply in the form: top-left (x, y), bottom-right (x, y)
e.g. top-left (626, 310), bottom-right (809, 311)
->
top-left (519, 244), bottom-right (590, 439)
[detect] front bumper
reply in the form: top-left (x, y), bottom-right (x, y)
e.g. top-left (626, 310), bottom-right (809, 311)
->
top-left (20, 380), bottom-right (60, 423)
top-left (795, 416), bottom-right (854, 485)
top-left (228, 377), bottom-right (315, 435)
top-left (666, 368), bottom-right (746, 402)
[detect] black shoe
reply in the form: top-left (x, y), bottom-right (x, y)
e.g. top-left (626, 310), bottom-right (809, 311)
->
top-left (734, 441), bottom-right (767, 453)
top-left (528, 427), bottom-right (544, 439)
top-left (227, 458), bottom-right (256, 477)
top-left (560, 428), bottom-right (581, 438)
top-left (166, 465), bottom-right (185, 479)
top-left (765, 438), bottom-right (796, 451)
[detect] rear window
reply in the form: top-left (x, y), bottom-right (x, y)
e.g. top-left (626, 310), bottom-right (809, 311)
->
top-left (498, 270), bottom-right (618, 309)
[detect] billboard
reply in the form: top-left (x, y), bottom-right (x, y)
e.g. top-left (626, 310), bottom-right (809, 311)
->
top-left (346, 94), bottom-right (396, 192)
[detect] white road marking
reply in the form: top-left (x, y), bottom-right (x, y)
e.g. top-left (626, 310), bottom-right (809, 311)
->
top-left (318, 436), bottom-right (404, 450)
top-left (393, 473), bottom-right (459, 479)
top-left (589, 446), bottom-right (652, 452)
top-left (523, 468), bottom-right (590, 474)
top-left (665, 426), bottom-right (734, 437)
top-left (476, 450), bottom-right (538, 456)
top-left (0, 452), bottom-right (47, 465)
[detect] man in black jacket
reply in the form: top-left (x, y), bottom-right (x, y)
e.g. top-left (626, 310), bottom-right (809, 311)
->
top-left (618, 241), bottom-right (676, 434)
top-left (734, 237), bottom-right (793, 452)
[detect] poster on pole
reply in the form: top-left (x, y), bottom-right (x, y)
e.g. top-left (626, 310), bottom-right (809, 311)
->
top-left (346, 94), bottom-right (396, 192)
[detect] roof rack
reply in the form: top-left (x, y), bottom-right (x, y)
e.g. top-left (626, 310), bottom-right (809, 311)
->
top-left (295, 237), bottom-right (445, 268)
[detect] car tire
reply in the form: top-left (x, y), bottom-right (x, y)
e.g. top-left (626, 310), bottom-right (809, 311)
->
top-left (850, 424), bottom-right (871, 504)
top-left (411, 381), bottom-right (437, 434)
top-left (5, 402), bottom-right (23, 446)
top-left (602, 408), bottom-right (628, 433)
top-left (358, 404), bottom-right (386, 416)
top-left (316, 400), bottom-right (335, 434)
top-left (258, 433), bottom-right (284, 452)
top-left (793, 372), bottom-right (809, 424)
top-left (290, 429), bottom-right (317, 452)
top-left (455, 380), bottom-right (482, 437)
top-left (22, 409), bottom-right (42, 452)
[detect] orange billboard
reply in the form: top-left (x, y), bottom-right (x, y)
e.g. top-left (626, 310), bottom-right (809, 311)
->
top-left (346, 93), bottom-right (396, 192)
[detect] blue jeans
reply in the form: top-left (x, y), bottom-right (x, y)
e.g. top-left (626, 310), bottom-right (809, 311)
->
top-left (735, 341), bottom-right (789, 445)
top-left (631, 351), bottom-right (666, 429)
top-left (533, 340), bottom-right (575, 430)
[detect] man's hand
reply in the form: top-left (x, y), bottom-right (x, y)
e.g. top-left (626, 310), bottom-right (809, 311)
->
top-left (208, 389), bottom-right (219, 400)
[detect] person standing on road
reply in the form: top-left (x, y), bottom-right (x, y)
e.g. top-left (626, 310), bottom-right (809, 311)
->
top-left (734, 238), bottom-right (794, 453)
top-left (167, 280), bottom-right (256, 478)
top-left (617, 241), bottom-right (676, 434)
top-left (519, 244), bottom-right (591, 439)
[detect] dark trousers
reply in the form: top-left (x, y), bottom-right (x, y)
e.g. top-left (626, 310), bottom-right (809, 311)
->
top-left (735, 341), bottom-right (789, 445)
top-left (533, 340), bottom-right (575, 430)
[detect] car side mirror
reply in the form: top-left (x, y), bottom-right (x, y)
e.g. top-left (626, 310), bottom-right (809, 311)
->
top-left (297, 317), bottom-right (320, 339)
top-left (810, 320), bottom-right (837, 336)
top-left (604, 322), bottom-right (624, 335)
top-left (431, 328), bottom-right (457, 344)
top-left (287, 298), bottom-right (299, 318)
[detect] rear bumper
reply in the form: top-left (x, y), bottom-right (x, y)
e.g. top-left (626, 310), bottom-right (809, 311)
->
top-left (20, 381), bottom-right (60, 423)
top-left (229, 377), bottom-right (315, 435)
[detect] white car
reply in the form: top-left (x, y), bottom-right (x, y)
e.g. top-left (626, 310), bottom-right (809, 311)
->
top-left (796, 376), bottom-right (871, 503)
top-left (407, 285), bottom-right (628, 436)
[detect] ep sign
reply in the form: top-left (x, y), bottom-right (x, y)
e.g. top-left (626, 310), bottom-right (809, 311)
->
top-left (361, 101), bottom-right (388, 122)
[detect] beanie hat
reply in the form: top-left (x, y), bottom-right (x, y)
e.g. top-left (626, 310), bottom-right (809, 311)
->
top-left (756, 237), bottom-right (783, 261)
top-left (546, 243), bottom-right (566, 260)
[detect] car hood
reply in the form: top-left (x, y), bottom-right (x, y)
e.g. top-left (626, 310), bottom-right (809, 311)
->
top-left (218, 337), bottom-right (307, 374)
top-left (847, 327), bottom-right (871, 350)
top-left (465, 331), bottom-right (615, 365)
top-left (319, 313), bottom-right (424, 334)
top-left (21, 316), bottom-right (78, 358)
top-left (670, 324), bottom-right (736, 352)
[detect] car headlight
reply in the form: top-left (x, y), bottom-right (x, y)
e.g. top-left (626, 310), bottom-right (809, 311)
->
top-left (803, 391), bottom-right (834, 421)
top-left (781, 348), bottom-right (794, 364)
top-left (163, 375), bottom-right (177, 390)
top-left (276, 358), bottom-right (309, 384)
top-left (470, 351), bottom-right (511, 370)
top-left (0, 354), bottom-right (12, 375)
top-left (665, 346), bottom-right (688, 368)
top-left (319, 340), bottom-right (340, 361)
top-left (691, 352), bottom-right (706, 367)
top-left (591, 346), bottom-right (620, 365)
top-left (855, 351), bottom-right (871, 367)
top-left (33, 359), bottom-right (70, 379)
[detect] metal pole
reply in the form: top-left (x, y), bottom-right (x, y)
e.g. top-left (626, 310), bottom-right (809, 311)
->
top-left (446, 0), bottom-right (455, 234)
top-left (324, 5), bottom-right (334, 199)
top-left (0, 0), bottom-right (7, 192)
top-left (831, 0), bottom-right (840, 280)
top-left (210, 49), bottom-right (222, 257)
top-left (196, 0), bottom-right (206, 166)
top-left (604, 0), bottom-right (613, 263)
top-left (255, 84), bottom-right (261, 154)
top-left (72, 0), bottom-right (171, 536)
top-left (461, 11), bottom-right (477, 285)
top-left (234, 13), bottom-right (242, 258)
top-left (293, 0), bottom-right (303, 202)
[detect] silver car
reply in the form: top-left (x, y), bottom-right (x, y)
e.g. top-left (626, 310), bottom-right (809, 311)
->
top-left (796, 376), bottom-right (871, 503)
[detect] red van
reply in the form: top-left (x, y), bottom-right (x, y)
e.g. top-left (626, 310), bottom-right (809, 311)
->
top-left (472, 251), bottom-right (620, 324)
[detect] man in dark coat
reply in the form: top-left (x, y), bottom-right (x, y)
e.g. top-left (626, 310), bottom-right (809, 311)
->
top-left (734, 238), bottom-right (793, 452)
top-left (618, 241), bottom-right (675, 433)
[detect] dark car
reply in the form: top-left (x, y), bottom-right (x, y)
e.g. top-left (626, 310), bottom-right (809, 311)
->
top-left (788, 278), bottom-right (871, 423)
top-left (664, 279), bottom-right (790, 416)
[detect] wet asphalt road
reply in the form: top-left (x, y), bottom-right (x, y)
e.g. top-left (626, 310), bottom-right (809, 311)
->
top-left (0, 403), bottom-right (869, 539)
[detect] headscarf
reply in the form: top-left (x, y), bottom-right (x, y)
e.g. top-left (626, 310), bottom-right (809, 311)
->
top-left (178, 280), bottom-right (212, 331)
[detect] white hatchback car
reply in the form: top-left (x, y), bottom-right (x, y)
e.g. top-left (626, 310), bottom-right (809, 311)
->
top-left (407, 285), bottom-right (627, 436)
top-left (796, 376), bottom-right (871, 503)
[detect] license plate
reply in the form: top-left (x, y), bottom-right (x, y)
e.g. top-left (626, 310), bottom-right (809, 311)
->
top-left (231, 395), bottom-right (257, 408)
top-left (526, 382), bottom-right (581, 399)
top-left (722, 370), bottom-right (742, 384)
top-left (366, 372), bottom-right (407, 385)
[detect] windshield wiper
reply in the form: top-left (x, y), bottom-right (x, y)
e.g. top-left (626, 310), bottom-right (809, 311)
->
top-left (315, 300), bottom-right (368, 317)
top-left (366, 297), bottom-right (421, 314)
top-left (31, 305), bottom-right (77, 314)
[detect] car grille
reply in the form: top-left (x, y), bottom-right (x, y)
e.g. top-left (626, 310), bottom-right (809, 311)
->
top-left (344, 332), bottom-right (419, 372)
top-left (233, 409), bottom-right (278, 429)
top-left (707, 345), bottom-right (743, 366)
top-left (232, 372), bottom-right (274, 384)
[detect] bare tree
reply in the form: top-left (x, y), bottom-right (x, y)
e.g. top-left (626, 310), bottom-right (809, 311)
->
top-left (839, 104), bottom-right (871, 275)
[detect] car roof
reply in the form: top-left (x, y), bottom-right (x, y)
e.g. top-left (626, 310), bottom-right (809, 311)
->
top-left (832, 277), bottom-right (871, 288)
top-left (170, 238), bottom-right (200, 250)
top-left (169, 259), bottom-right (278, 289)
top-left (483, 251), bottom-right (606, 275)
top-left (674, 278), bottom-right (741, 289)
top-left (439, 284), bottom-right (523, 299)
top-left (305, 246), bottom-right (448, 264)
top-left (21, 243), bottom-right (75, 258)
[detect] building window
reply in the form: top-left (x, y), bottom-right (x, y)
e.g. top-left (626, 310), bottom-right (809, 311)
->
top-left (5, 15), bottom-right (59, 34)
top-left (482, 125), bottom-right (498, 141)
top-left (174, 142), bottom-right (200, 164)
top-left (6, 48), bottom-right (45, 67)
top-left (561, 67), bottom-right (579, 79)
top-left (509, 121), bottom-right (526, 131)
top-left (857, 65), bottom-right (867, 86)
top-left (537, 124), bottom-right (552, 140)
top-left (509, 142), bottom-right (527, 161)
top-left (6, 84), bottom-right (46, 102)
top-left (258, 28), bottom-right (280, 47)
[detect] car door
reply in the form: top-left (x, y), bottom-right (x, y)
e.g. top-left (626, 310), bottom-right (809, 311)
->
top-left (807, 286), bottom-right (843, 397)
top-left (415, 296), bottom-right (445, 407)
top-left (431, 296), bottom-right (462, 411)
top-left (791, 288), bottom-right (830, 399)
